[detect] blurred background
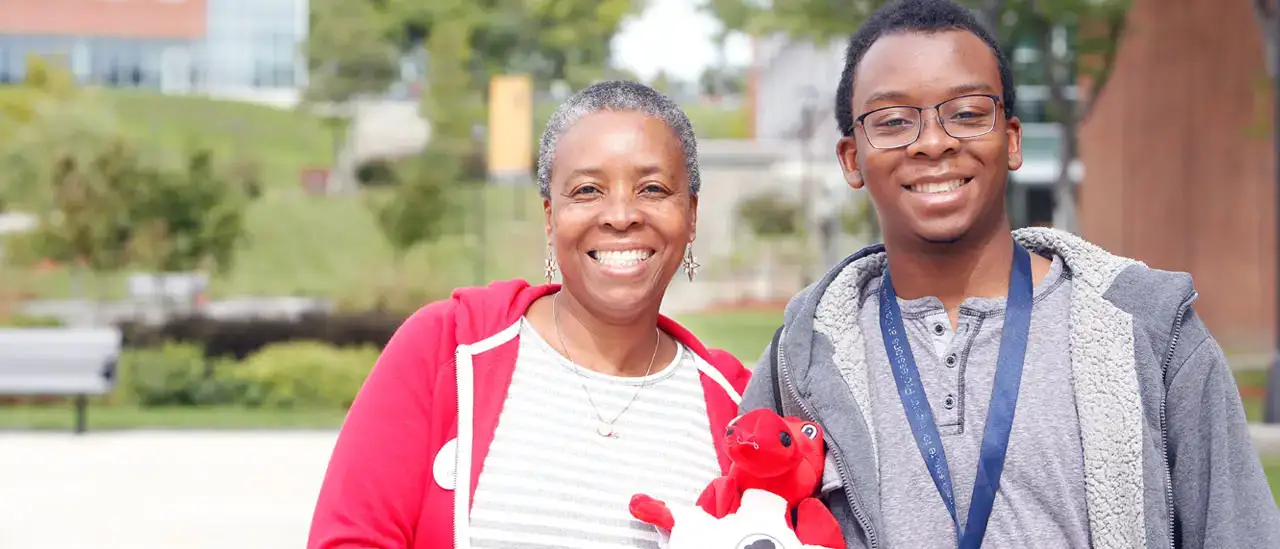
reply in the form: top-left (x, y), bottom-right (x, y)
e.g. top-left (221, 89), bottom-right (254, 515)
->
top-left (1, 0), bottom-right (1279, 547)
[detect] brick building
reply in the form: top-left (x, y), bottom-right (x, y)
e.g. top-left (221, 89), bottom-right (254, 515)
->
top-left (1080, 0), bottom-right (1276, 350)
top-left (0, 0), bottom-right (308, 107)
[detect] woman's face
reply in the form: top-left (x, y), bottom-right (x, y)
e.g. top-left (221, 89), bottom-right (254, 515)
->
top-left (544, 110), bottom-right (697, 322)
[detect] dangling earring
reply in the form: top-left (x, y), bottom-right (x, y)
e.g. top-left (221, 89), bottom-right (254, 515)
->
top-left (543, 240), bottom-right (558, 283)
top-left (681, 243), bottom-right (700, 282)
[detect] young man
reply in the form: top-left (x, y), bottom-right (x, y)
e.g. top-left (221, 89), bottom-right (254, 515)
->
top-left (740, 0), bottom-right (1280, 548)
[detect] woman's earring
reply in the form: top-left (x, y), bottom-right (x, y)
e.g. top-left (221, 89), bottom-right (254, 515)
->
top-left (543, 240), bottom-right (558, 283)
top-left (681, 243), bottom-right (700, 282)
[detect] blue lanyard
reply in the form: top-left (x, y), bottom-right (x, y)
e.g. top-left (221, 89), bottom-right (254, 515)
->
top-left (878, 242), bottom-right (1034, 549)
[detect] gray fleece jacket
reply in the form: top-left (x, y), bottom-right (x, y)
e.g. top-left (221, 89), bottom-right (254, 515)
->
top-left (740, 227), bottom-right (1280, 548)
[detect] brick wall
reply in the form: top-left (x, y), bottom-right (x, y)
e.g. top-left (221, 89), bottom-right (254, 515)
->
top-left (1079, 0), bottom-right (1277, 350)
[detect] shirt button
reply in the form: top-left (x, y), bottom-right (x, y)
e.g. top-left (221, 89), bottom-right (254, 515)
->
top-left (943, 394), bottom-right (956, 409)
top-left (944, 354), bottom-right (957, 367)
top-left (932, 322), bottom-right (946, 336)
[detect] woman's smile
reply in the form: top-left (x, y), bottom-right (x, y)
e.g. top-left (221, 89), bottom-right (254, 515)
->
top-left (587, 247), bottom-right (657, 278)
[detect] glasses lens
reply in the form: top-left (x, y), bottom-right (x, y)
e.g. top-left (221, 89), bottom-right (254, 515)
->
top-left (939, 95), bottom-right (997, 138)
top-left (862, 107), bottom-right (920, 149)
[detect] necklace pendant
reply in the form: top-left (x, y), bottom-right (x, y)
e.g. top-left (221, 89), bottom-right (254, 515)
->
top-left (596, 421), bottom-right (617, 438)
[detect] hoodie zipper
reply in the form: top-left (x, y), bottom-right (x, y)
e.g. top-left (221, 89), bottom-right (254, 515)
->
top-left (1159, 293), bottom-right (1195, 549)
top-left (453, 344), bottom-right (468, 549)
top-left (776, 329), bottom-right (880, 548)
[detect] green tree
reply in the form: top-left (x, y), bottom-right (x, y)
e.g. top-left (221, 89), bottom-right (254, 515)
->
top-left (0, 55), bottom-right (79, 146)
top-left (0, 100), bottom-right (140, 298)
top-left (304, 0), bottom-right (404, 163)
top-left (129, 148), bottom-right (261, 275)
top-left (1, 96), bottom-right (259, 298)
top-left (707, 0), bottom-right (1131, 234)
top-left (370, 153), bottom-right (453, 267)
top-left (377, 0), bottom-right (641, 89)
top-left (304, 0), bottom-right (402, 104)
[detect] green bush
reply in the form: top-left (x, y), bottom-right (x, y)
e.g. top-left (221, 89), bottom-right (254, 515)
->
top-left (120, 342), bottom-right (239, 406)
top-left (229, 341), bottom-right (379, 409)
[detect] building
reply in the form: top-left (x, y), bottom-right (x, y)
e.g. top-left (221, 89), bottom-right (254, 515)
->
top-left (0, 0), bottom-right (309, 107)
top-left (1080, 0), bottom-right (1276, 350)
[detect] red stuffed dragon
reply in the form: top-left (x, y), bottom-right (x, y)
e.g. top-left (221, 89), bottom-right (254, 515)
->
top-left (630, 408), bottom-right (846, 549)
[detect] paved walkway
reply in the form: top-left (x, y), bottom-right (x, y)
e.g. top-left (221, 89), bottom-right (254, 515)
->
top-left (0, 431), bottom-right (338, 549)
top-left (4, 425), bottom-right (1280, 549)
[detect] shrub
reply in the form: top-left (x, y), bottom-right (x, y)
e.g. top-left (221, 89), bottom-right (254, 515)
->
top-left (228, 341), bottom-right (380, 409)
top-left (118, 310), bottom-right (405, 359)
top-left (119, 342), bottom-right (240, 406)
top-left (737, 191), bottom-right (801, 238)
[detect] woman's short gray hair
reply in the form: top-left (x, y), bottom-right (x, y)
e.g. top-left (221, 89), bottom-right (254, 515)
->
top-left (536, 80), bottom-right (700, 199)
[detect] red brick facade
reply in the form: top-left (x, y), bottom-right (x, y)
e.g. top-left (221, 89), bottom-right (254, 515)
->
top-left (1079, 0), bottom-right (1277, 350)
top-left (0, 0), bottom-right (207, 39)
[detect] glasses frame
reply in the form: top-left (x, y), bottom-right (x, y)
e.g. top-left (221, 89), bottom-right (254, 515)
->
top-left (854, 93), bottom-right (1004, 150)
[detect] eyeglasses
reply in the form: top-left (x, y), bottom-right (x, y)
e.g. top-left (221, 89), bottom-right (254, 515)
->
top-left (854, 93), bottom-right (1002, 150)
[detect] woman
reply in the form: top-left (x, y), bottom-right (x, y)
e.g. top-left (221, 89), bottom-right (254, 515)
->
top-left (307, 80), bottom-right (751, 549)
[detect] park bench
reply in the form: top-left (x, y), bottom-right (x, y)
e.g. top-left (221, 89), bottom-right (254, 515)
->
top-left (0, 327), bottom-right (122, 433)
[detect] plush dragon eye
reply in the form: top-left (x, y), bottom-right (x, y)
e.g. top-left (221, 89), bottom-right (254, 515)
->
top-left (800, 423), bottom-right (820, 440)
top-left (737, 534), bottom-right (781, 549)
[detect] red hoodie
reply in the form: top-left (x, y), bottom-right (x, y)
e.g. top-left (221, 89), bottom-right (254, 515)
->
top-left (308, 279), bottom-right (752, 549)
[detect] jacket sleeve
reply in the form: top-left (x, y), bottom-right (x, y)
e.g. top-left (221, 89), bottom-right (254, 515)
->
top-left (1166, 310), bottom-right (1280, 548)
top-left (307, 301), bottom-right (452, 548)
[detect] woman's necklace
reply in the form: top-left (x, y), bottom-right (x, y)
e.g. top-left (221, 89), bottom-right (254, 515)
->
top-left (552, 292), bottom-right (660, 439)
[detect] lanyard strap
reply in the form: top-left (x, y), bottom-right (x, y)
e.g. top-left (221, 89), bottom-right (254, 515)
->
top-left (878, 242), bottom-right (1034, 548)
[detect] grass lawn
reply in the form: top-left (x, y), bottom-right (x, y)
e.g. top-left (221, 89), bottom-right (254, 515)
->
top-left (5, 91), bottom-right (749, 304)
top-left (677, 308), bottom-right (785, 364)
top-left (104, 90), bottom-right (335, 194)
top-left (10, 183), bottom-right (548, 306)
top-left (1266, 457), bottom-right (1280, 503)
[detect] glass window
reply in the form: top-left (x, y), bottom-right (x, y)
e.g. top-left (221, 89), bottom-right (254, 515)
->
top-left (0, 45), bottom-right (10, 84)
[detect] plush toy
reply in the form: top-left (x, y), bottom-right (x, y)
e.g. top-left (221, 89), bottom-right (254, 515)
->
top-left (630, 408), bottom-right (846, 549)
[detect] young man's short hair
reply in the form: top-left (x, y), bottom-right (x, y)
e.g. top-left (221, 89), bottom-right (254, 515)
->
top-left (835, 0), bottom-right (1017, 137)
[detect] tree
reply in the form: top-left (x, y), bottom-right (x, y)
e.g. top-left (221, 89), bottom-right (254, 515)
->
top-left (0, 55), bottom-right (79, 146)
top-left (737, 190), bottom-right (803, 299)
top-left (649, 70), bottom-right (676, 95)
top-left (1255, 1), bottom-right (1279, 79)
top-left (375, 0), bottom-right (642, 89)
top-left (366, 2), bottom-right (471, 286)
top-left (1, 95), bottom-right (258, 305)
top-left (304, 0), bottom-right (404, 166)
top-left (706, 0), bottom-right (1132, 234)
top-left (304, 0), bottom-right (402, 104)
top-left (128, 148), bottom-right (261, 275)
top-left (370, 152), bottom-right (454, 267)
top-left (0, 100), bottom-right (144, 300)
top-left (1015, 1), bottom-right (1129, 233)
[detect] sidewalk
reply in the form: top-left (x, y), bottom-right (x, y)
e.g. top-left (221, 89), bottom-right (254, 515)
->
top-left (2, 425), bottom-right (1278, 549)
top-left (1253, 423), bottom-right (1280, 455)
top-left (0, 430), bottom-right (337, 549)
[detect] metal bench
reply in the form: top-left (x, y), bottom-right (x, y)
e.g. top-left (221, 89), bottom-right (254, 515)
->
top-left (0, 327), bottom-right (122, 433)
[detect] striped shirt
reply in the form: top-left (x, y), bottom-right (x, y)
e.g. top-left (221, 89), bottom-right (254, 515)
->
top-left (468, 318), bottom-right (721, 549)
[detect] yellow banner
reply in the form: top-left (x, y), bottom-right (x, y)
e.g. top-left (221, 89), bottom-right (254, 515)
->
top-left (487, 74), bottom-right (534, 177)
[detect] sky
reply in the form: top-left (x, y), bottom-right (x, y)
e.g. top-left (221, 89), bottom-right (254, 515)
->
top-left (610, 0), bottom-right (754, 82)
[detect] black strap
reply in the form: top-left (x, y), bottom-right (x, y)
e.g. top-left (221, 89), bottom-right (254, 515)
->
top-left (769, 325), bottom-right (785, 413)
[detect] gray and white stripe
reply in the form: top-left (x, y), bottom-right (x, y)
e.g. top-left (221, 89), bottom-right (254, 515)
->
top-left (468, 318), bottom-right (721, 549)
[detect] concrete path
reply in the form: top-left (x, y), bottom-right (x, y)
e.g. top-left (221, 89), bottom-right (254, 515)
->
top-left (3, 426), bottom-right (1280, 549)
top-left (0, 431), bottom-right (339, 549)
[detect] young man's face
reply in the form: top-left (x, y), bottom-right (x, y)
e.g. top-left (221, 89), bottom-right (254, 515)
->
top-left (837, 30), bottom-right (1022, 245)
